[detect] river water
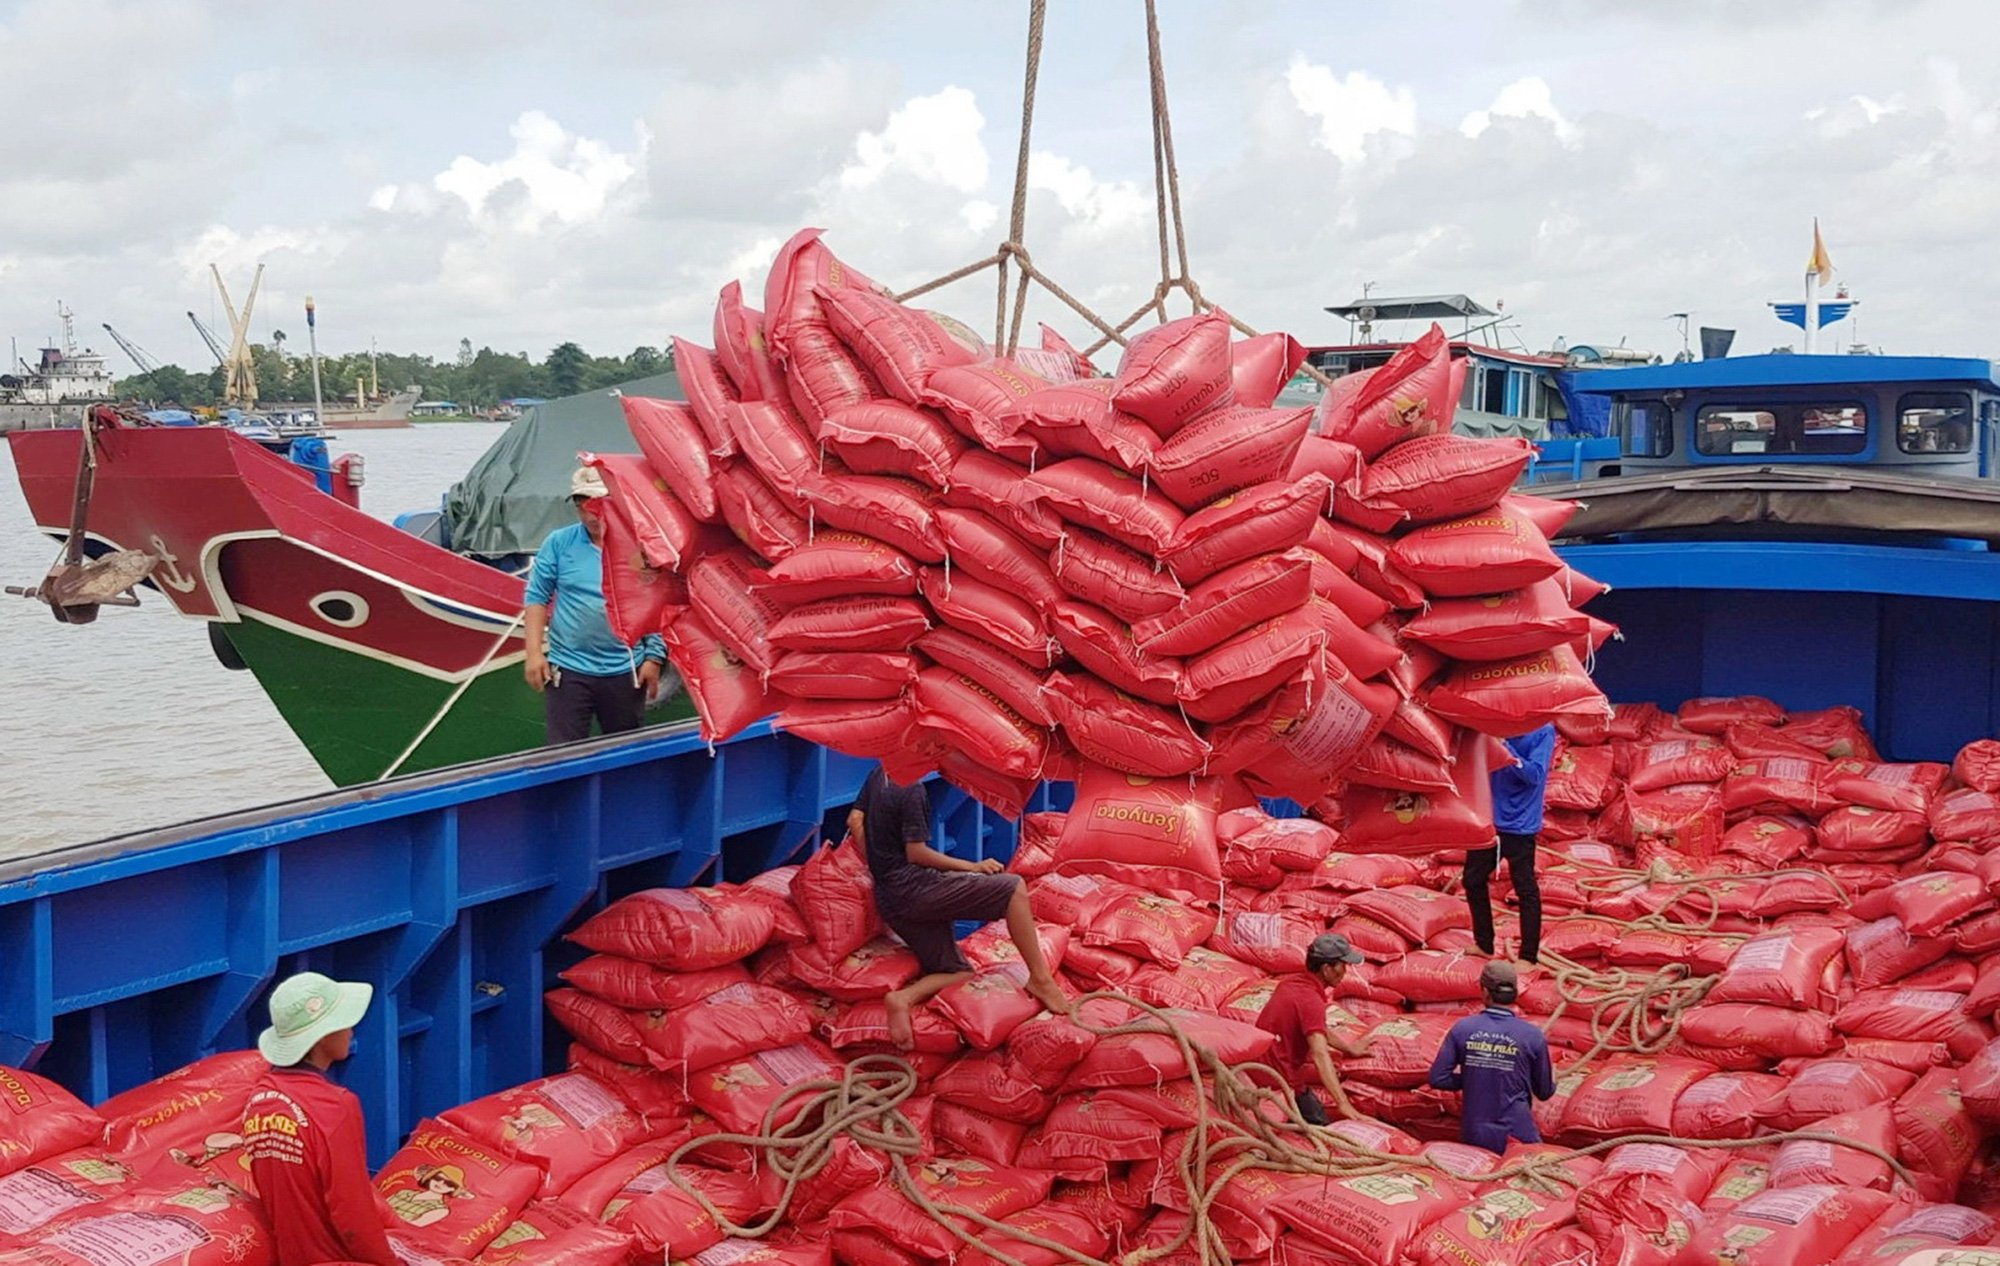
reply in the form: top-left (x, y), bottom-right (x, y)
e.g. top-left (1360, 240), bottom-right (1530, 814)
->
top-left (0, 423), bottom-right (506, 859)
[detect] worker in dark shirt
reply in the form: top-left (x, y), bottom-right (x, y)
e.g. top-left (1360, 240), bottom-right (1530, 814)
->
top-left (846, 764), bottom-right (1070, 1048)
top-left (1466, 723), bottom-right (1556, 963)
top-left (242, 972), bottom-right (397, 1266)
top-left (1255, 933), bottom-right (1375, 1125)
top-left (1427, 960), bottom-right (1555, 1154)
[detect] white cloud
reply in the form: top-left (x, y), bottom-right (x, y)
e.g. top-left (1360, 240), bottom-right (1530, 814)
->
top-left (841, 86), bottom-right (989, 193)
top-left (1284, 56), bottom-right (1417, 164)
top-left (431, 111), bottom-right (637, 228)
top-left (1461, 76), bottom-right (1578, 144)
top-left (1025, 153), bottom-right (1149, 228)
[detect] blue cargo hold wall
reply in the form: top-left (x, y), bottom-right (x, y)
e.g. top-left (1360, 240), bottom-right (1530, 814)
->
top-left (1565, 540), bottom-right (2000, 760)
top-left (0, 722), bottom-right (1056, 1167)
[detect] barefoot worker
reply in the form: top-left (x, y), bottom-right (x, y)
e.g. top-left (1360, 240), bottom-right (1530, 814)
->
top-left (846, 763), bottom-right (1071, 1046)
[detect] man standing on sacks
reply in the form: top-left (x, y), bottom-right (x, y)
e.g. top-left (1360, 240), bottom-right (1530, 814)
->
top-left (848, 763), bottom-right (1071, 1048)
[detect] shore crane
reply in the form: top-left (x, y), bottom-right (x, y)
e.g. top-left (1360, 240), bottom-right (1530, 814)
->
top-left (187, 312), bottom-right (228, 367)
top-left (211, 263), bottom-right (264, 408)
top-left (101, 323), bottom-right (160, 376)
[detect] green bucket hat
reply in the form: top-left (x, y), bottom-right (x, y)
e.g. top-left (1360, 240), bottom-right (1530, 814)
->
top-left (258, 972), bottom-right (372, 1066)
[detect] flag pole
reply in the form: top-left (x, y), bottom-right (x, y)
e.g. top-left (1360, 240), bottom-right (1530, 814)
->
top-left (305, 296), bottom-right (327, 422)
top-left (1803, 266), bottom-right (1820, 355)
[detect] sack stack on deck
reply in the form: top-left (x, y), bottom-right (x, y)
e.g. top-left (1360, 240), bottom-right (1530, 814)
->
top-left (596, 226), bottom-right (1611, 848)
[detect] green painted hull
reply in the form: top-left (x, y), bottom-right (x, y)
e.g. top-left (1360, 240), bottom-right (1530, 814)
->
top-left (222, 616), bottom-right (697, 786)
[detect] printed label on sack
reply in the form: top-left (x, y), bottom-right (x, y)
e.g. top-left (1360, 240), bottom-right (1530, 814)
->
top-left (45, 1212), bottom-right (211, 1266)
top-left (1848, 917), bottom-right (1904, 952)
top-left (1770, 1141), bottom-right (1832, 1184)
top-left (1283, 680), bottom-right (1376, 765)
top-left (1867, 764), bottom-right (1918, 786)
top-left (1891, 989), bottom-right (1964, 1012)
top-left (1647, 740), bottom-right (1691, 762)
top-left (1570, 843), bottom-right (1615, 865)
top-left (1606, 1143), bottom-right (1688, 1176)
top-left (1763, 758), bottom-right (1814, 782)
top-left (539, 1073), bottom-right (624, 1131)
top-left (0, 1168), bottom-right (104, 1234)
top-left (706, 982), bottom-right (761, 1007)
top-left (1738, 1184), bottom-right (1834, 1226)
top-left (754, 1043), bottom-right (839, 1086)
top-left (1229, 912), bottom-right (1285, 950)
top-left (1674, 1076), bottom-right (1743, 1109)
top-left (1729, 935), bottom-right (1793, 973)
top-left (622, 1163), bottom-right (675, 1196)
top-left (1892, 1203), bottom-right (1993, 1239)
top-left (1795, 1062), bottom-right (1864, 1088)
top-left (1040, 874), bottom-right (1102, 897)
top-left (642, 888), bottom-right (711, 913)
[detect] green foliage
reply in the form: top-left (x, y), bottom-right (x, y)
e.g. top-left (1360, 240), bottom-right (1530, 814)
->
top-left (111, 341), bottom-right (673, 412)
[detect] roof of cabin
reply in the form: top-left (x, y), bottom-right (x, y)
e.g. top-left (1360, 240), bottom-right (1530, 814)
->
top-left (1324, 294), bottom-right (1496, 321)
top-left (1570, 353), bottom-right (2000, 395)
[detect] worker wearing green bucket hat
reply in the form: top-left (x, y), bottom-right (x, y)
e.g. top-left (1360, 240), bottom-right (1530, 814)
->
top-left (243, 972), bottom-right (398, 1266)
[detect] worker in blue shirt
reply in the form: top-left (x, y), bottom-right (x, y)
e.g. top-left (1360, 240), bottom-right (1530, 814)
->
top-left (1464, 723), bottom-right (1556, 963)
top-left (523, 467), bottom-right (668, 743)
top-left (1427, 960), bottom-right (1555, 1154)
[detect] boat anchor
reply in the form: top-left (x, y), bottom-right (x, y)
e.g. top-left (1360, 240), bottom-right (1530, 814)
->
top-left (5, 403), bottom-right (160, 623)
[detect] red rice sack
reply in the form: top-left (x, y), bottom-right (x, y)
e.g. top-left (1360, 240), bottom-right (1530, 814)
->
top-left (1050, 601), bottom-right (1183, 706)
top-left (1210, 907), bottom-right (1322, 974)
top-left (768, 597), bottom-right (929, 654)
top-left (1956, 740), bottom-right (2000, 794)
top-left (1836, 989), bottom-right (1973, 1044)
top-left (93, 1052), bottom-right (268, 1168)
top-left (560, 958), bottom-right (752, 1014)
top-left (1819, 806), bottom-right (1931, 856)
top-left (1111, 311), bottom-right (1234, 438)
top-left (0, 1070), bottom-right (102, 1180)
top-left (1755, 1059), bottom-right (1917, 1130)
top-left (1052, 765), bottom-right (1223, 891)
top-left (1341, 886), bottom-right (1469, 945)
top-left (1231, 331), bottom-right (1308, 410)
top-left (1399, 578), bottom-right (1590, 661)
top-left (612, 1166), bottom-right (767, 1261)
top-left (686, 1041), bottom-right (845, 1134)
top-left (931, 1052), bottom-right (1057, 1124)
top-left (571, 889), bottom-right (776, 970)
top-left (1877, 872), bottom-right (1992, 937)
top-left (588, 451), bottom-right (700, 572)
top-left (1133, 553), bottom-right (1311, 658)
top-left (1932, 790), bottom-right (2000, 849)
top-left (1269, 1167), bottom-right (1469, 1265)
top-left (724, 400), bottom-right (822, 507)
top-left (1963, 1038), bottom-right (2000, 1126)
top-left (1389, 510), bottom-right (1565, 600)
top-left (913, 668), bottom-right (1050, 780)
top-left (1680, 1003), bottom-right (1836, 1061)
top-left (1407, 1182), bottom-right (1578, 1266)
top-left (1429, 645), bottom-right (1608, 738)
top-left (1149, 405), bottom-right (1313, 510)
top-left (1830, 1204), bottom-right (1995, 1266)
top-left (1895, 1066), bottom-right (1982, 1202)
top-left (1337, 783), bottom-right (1495, 856)
top-left (1024, 458), bottom-right (1185, 555)
top-left (784, 938), bottom-right (921, 1002)
top-left (1680, 695), bottom-right (1787, 733)
top-left (638, 982), bottom-right (815, 1073)
top-left (1049, 529), bottom-right (1186, 624)
top-left (1374, 951), bottom-right (1487, 1003)
top-left (475, 1204), bottom-right (634, 1266)
top-left (0, 1186), bottom-right (277, 1266)
top-left (0, 1149), bottom-right (145, 1240)
top-left (621, 397), bottom-right (718, 520)
top-left (1159, 475), bottom-right (1329, 585)
top-left (1682, 1184), bottom-right (1899, 1266)
top-left (767, 651), bottom-right (917, 701)
top-left (713, 280), bottom-right (783, 404)
top-left (819, 288), bottom-right (983, 404)
top-left (1081, 889), bottom-right (1219, 969)
top-left (1340, 1014), bottom-right (1460, 1090)
top-left (666, 610), bottom-right (781, 743)
top-left (1574, 1141), bottom-right (1719, 1252)
top-left (945, 450), bottom-right (1064, 548)
top-left (798, 476), bottom-right (947, 565)
top-left (794, 838), bottom-right (881, 959)
top-left (920, 568), bottom-right (1054, 667)
top-left (545, 990), bottom-right (649, 1066)
top-left (1625, 737), bottom-right (1736, 791)
top-left (827, 1159), bottom-right (1052, 1262)
top-left (1065, 1008), bottom-right (1272, 1088)
top-left (687, 549), bottom-right (789, 675)
top-left (1561, 1057), bottom-right (1716, 1139)
top-left (1128, 947), bottom-right (1268, 1014)
top-left (1347, 435), bottom-right (1534, 531)
top-left (1728, 722), bottom-right (1834, 764)
top-left (713, 462), bottom-right (811, 562)
top-left (1846, 917), bottom-right (1953, 991)
top-left (376, 1118), bottom-right (545, 1257)
top-left (1828, 761), bottom-right (1950, 815)
top-left (670, 336), bottom-right (741, 455)
top-left (1709, 926), bottom-right (1848, 1009)
top-left (1609, 784), bottom-right (1726, 860)
top-left (1723, 815), bottom-right (1814, 867)
top-left (914, 629), bottom-right (1053, 726)
top-left (1544, 742), bottom-right (1617, 812)
top-left (1673, 1072), bottom-right (1792, 1140)
top-left (1725, 758), bottom-right (1839, 818)
top-left (1768, 1103), bottom-right (1898, 1190)
top-left (1780, 706), bottom-right (1878, 760)
top-left (1313, 325), bottom-right (1455, 458)
top-left (937, 507), bottom-right (1062, 612)
top-left (1043, 674), bottom-right (1207, 778)
top-left (441, 1073), bottom-right (652, 1198)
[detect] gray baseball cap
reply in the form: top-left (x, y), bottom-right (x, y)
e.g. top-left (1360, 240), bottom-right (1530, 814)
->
top-left (1307, 932), bottom-right (1367, 969)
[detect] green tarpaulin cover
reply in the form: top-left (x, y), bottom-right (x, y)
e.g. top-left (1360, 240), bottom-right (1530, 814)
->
top-left (442, 371), bottom-right (682, 557)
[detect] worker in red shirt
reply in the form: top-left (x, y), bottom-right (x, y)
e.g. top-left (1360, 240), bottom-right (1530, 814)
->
top-left (241, 972), bottom-right (398, 1266)
top-left (1256, 933), bottom-right (1375, 1125)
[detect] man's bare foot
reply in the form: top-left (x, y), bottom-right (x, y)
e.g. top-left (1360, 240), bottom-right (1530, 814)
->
top-left (1024, 973), bottom-right (1072, 1016)
top-left (883, 991), bottom-right (916, 1050)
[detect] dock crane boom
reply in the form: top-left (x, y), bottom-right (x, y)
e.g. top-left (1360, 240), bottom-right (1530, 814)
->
top-left (211, 263), bottom-right (264, 408)
top-left (101, 323), bottom-right (159, 375)
top-left (187, 312), bottom-right (228, 366)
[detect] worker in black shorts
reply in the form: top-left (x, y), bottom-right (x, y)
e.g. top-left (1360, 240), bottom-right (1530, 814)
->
top-left (847, 764), bottom-right (1071, 1048)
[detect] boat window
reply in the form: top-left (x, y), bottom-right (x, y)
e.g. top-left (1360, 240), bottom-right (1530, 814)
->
top-left (1897, 391), bottom-right (1974, 454)
top-left (1695, 402), bottom-right (1867, 456)
top-left (1459, 361), bottom-right (1479, 411)
top-left (1618, 399), bottom-right (1672, 457)
top-left (1481, 366), bottom-right (1509, 416)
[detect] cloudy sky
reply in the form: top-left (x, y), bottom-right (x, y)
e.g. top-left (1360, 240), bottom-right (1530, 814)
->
top-left (3, 0), bottom-right (1992, 374)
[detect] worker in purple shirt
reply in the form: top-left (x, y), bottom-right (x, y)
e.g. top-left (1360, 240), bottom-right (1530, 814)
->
top-left (1427, 960), bottom-right (1555, 1154)
top-left (1465, 722), bottom-right (1556, 963)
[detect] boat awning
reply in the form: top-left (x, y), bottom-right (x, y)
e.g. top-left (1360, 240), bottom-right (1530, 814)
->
top-left (1533, 465), bottom-right (2000, 544)
top-left (1324, 294), bottom-right (1495, 322)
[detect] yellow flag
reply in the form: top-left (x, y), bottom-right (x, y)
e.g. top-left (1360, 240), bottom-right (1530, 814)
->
top-left (1806, 218), bottom-right (1834, 284)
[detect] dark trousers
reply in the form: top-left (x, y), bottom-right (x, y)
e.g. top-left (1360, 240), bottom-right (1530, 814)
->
top-left (1464, 831), bottom-right (1542, 962)
top-left (544, 668), bottom-right (645, 744)
top-left (1295, 1088), bottom-right (1329, 1126)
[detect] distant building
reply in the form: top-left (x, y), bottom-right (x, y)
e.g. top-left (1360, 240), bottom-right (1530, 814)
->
top-left (410, 400), bottom-right (461, 417)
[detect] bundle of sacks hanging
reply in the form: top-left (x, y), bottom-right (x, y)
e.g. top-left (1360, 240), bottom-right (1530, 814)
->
top-left (591, 226), bottom-right (1613, 864)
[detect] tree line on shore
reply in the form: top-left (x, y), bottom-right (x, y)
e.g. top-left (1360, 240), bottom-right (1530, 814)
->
top-left (114, 339), bottom-right (672, 412)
